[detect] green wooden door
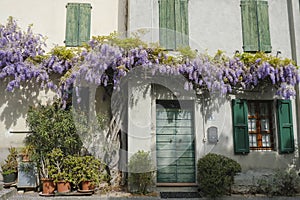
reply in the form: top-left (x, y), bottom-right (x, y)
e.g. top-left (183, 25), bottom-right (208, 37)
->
top-left (156, 100), bottom-right (195, 183)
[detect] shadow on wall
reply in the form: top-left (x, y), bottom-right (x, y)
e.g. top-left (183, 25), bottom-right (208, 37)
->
top-left (0, 79), bottom-right (54, 130)
top-left (198, 91), bottom-right (228, 123)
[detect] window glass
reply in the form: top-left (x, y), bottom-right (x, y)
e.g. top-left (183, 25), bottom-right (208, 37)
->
top-left (247, 101), bottom-right (273, 151)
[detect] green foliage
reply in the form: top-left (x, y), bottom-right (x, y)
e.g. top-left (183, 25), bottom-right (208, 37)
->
top-left (25, 102), bottom-right (82, 156)
top-left (40, 148), bottom-right (109, 188)
top-left (96, 112), bottom-right (109, 130)
top-left (197, 153), bottom-right (241, 198)
top-left (20, 145), bottom-right (34, 157)
top-left (0, 147), bottom-right (18, 175)
top-left (67, 155), bottom-right (109, 188)
top-left (236, 52), bottom-right (296, 68)
top-left (128, 150), bottom-right (155, 194)
top-left (92, 31), bottom-right (147, 50)
top-left (51, 46), bottom-right (79, 61)
top-left (25, 102), bottom-right (83, 181)
top-left (257, 169), bottom-right (300, 196)
top-left (46, 148), bottom-right (69, 182)
top-left (27, 54), bottom-right (50, 64)
top-left (177, 46), bottom-right (197, 60)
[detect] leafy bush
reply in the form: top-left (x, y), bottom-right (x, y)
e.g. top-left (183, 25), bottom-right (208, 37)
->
top-left (257, 169), bottom-right (300, 196)
top-left (0, 147), bottom-right (18, 175)
top-left (67, 155), bottom-right (109, 189)
top-left (25, 102), bottom-right (83, 181)
top-left (128, 150), bottom-right (154, 194)
top-left (197, 153), bottom-right (241, 198)
top-left (25, 102), bottom-right (82, 156)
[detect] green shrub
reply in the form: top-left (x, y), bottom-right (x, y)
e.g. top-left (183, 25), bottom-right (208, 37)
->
top-left (25, 102), bottom-right (82, 156)
top-left (128, 150), bottom-right (154, 194)
top-left (257, 169), bottom-right (300, 196)
top-left (0, 147), bottom-right (18, 175)
top-left (67, 155), bottom-right (109, 189)
top-left (197, 153), bottom-right (241, 198)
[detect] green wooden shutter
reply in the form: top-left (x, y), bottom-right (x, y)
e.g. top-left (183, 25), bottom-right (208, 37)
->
top-left (241, 0), bottom-right (271, 52)
top-left (277, 100), bottom-right (294, 153)
top-left (175, 0), bottom-right (189, 48)
top-left (241, 0), bottom-right (259, 52)
top-left (78, 3), bottom-right (91, 46)
top-left (65, 3), bottom-right (79, 46)
top-left (159, 0), bottom-right (167, 48)
top-left (159, 0), bottom-right (176, 50)
top-left (257, 0), bottom-right (271, 52)
top-left (232, 99), bottom-right (249, 154)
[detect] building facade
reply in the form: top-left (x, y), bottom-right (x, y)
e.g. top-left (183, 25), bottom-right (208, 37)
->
top-left (1, 0), bottom-right (300, 191)
top-left (0, 0), bottom-right (126, 166)
top-left (126, 0), bottom-right (300, 190)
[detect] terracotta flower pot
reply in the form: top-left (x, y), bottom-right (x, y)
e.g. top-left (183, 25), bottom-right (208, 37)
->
top-left (56, 180), bottom-right (71, 193)
top-left (81, 180), bottom-right (95, 191)
top-left (41, 178), bottom-right (55, 194)
top-left (21, 154), bottom-right (30, 162)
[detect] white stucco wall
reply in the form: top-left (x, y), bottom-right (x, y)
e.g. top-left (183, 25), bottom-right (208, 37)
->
top-left (127, 82), bottom-right (153, 158)
top-left (128, 0), bottom-right (296, 58)
top-left (291, 0), bottom-right (300, 64)
top-left (0, 0), bottom-right (125, 51)
top-left (127, 1), bottom-right (300, 181)
top-left (127, 83), bottom-right (298, 184)
top-left (0, 0), bottom-right (126, 168)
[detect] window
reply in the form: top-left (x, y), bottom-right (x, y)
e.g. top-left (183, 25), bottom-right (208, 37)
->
top-left (232, 99), bottom-right (294, 154)
top-left (65, 3), bottom-right (92, 47)
top-left (247, 101), bottom-right (273, 150)
top-left (240, 0), bottom-right (271, 52)
top-left (159, 0), bottom-right (189, 50)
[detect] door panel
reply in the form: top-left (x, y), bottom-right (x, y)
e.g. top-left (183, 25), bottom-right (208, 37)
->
top-left (156, 100), bottom-right (195, 183)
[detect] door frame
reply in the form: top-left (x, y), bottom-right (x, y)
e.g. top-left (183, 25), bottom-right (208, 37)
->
top-left (153, 99), bottom-right (196, 185)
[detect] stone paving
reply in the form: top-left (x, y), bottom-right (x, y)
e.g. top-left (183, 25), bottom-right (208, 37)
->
top-left (2, 183), bottom-right (300, 200)
top-left (6, 192), bottom-right (300, 200)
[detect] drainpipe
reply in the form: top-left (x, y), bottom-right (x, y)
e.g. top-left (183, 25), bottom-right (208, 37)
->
top-left (125, 0), bottom-right (128, 36)
top-left (118, 0), bottom-right (128, 36)
top-left (287, 0), bottom-right (297, 63)
top-left (117, 0), bottom-right (128, 186)
top-left (287, 0), bottom-right (300, 168)
top-left (122, 0), bottom-right (129, 184)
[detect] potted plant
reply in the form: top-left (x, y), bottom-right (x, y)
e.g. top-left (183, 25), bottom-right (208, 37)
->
top-left (47, 148), bottom-right (71, 193)
top-left (69, 155), bottom-right (109, 191)
top-left (0, 147), bottom-right (18, 184)
top-left (24, 102), bottom-right (83, 194)
top-left (39, 154), bottom-right (56, 195)
top-left (19, 145), bottom-right (34, 162)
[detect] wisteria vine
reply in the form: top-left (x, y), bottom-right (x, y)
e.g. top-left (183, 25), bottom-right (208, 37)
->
top-left (1, 18), bottom-right (299, 107)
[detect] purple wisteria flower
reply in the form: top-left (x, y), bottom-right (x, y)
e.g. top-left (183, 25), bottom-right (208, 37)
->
top-left (1, 18), bottom-right (299, 102)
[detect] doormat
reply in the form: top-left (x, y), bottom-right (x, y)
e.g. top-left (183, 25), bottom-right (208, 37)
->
top-left (160, 192), bottom-right (201, 198)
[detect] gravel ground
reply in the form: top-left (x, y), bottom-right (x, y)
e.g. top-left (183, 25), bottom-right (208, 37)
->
top-left (7, 193), bottom-right (300, 200)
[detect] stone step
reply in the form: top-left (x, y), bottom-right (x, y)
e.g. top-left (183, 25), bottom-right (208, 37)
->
top-left (0, 182), bottom-right (3, 190)
top-left (160, 192), bottom-right (201, 198)
top-left (0, 187), bottom-right (17, 200)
